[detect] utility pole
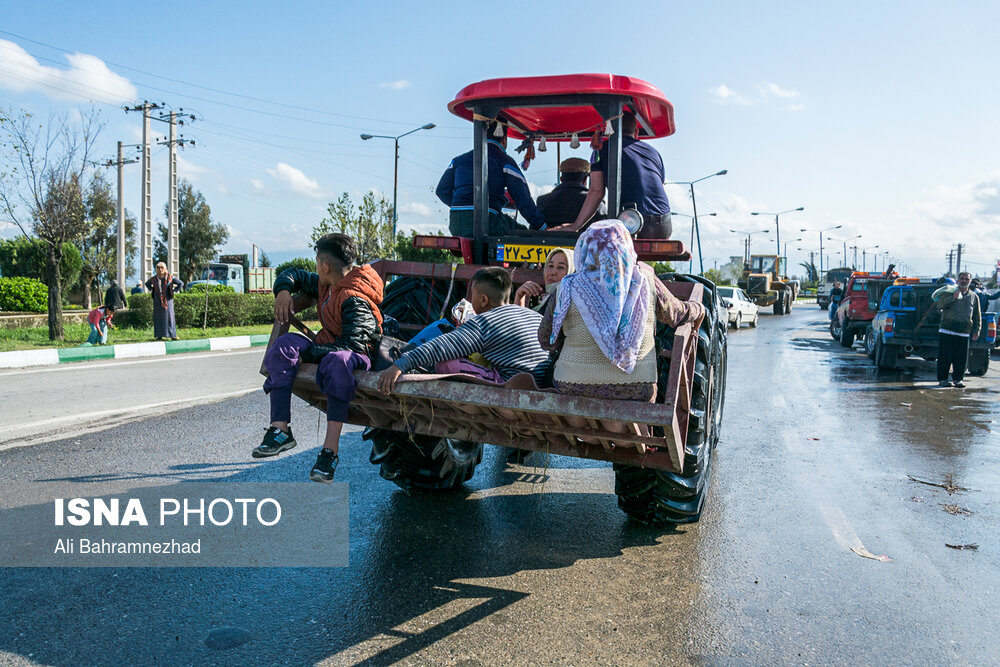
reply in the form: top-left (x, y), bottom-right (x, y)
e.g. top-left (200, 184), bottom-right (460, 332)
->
top-left (955, 243), bottom-right (963, 276)
top-left (157, 110), bottom-right (195, 278)
top-left (125, 102), bottom-right (162, 287)
top-left (104, 142), bottom-right (138, 287)
top-left (946, 248), bottom-right (955, 276)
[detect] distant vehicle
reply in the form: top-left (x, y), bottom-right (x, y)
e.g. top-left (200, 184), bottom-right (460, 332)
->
top-left (830, 270), bottom-right (897, 349)
top-left (738, 254), bottom-right (797, 315)
top-left (717, 286), bottom-right (759, 329)
top-left (817, 267), bottom-right (854, 309)
top-left (870, 278), bottom-right (997, 373)
top-left (185, 253), bottom-right (274, 293)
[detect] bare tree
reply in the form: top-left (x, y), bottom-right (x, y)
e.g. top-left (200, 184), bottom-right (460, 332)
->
top-left (0, 108), bottom-right (103, 339)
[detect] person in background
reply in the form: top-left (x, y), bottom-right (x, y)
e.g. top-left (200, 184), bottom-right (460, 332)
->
top-left (104, 279), bottom-right (127, 311)
top-left (558, 110), bottom-right (672, 239)
top-left (86, 304), bottom-right (116, 345)
top-left (254, 233), bottom-right (384, 483)
top-left (436, 121), bottom-right (547, 236)
top-left (934, 271), bottom-right (981, 388)
top-left (512, 247), bottom-right (575, 312)
top-left (828, 280), bottom-right (843, 321)
top-left (131, 283), bottom-right (143, 296)
top-left (145, 262), bottom-right (184, 340)
top-left (536, 158), bottom-right (606, 227)
top-left (538, 221), bottom-right (703, 402)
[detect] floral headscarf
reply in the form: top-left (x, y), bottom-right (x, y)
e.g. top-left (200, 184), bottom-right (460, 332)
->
top-left (549, 220), bottom-right (649, 373)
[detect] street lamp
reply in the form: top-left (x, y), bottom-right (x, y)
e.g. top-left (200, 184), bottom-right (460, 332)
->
top-left (826, 234), bottom-right (861, 267)
top-left (666, 169), bottom-right (727, 274)
top-left (360, 122), bottom-right (436, 238)
top-left (673, 211), bottom-right (716, 272)
top-left (751, 206), bottom-right (804, 256)
top-left (784, 236), bottom-right (802, 260)
top-left (730, 228), bottom-right (770, 264)
top-left (861, 244), bottom-right (879, 271)
top-left (800, 224), bottom-right (842, 279)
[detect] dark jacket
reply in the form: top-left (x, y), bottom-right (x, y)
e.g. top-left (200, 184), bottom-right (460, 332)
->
top-left (436, 140), bottom-right (546, 230)
top-left (536, 182), bottom-right (607, 226)
top-left (273, 269), bottom-right (381, 360)
top-left (104, 282), bottom-right (127, 310)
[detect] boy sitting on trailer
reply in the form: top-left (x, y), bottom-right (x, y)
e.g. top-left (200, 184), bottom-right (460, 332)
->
top-left (377, 267), bottom-right (551, 393)
top-left (252, 233), bottom-right (384, 483)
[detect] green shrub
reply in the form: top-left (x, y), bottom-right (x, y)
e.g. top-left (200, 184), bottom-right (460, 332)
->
top-left (123, 292), bottom-right (277, 328)
top-left (274, 257), bottom-right (316, 277)
top-left (0, 276), bottom-right (49, 313)
top-left (184, 283), bottom-right (236, 294)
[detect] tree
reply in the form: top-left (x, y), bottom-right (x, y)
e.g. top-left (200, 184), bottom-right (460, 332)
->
top-left (648, 261), bottom-right (676, 275)
top-left (799, 261), bottom-right (818, 284)
top-left (702, 268), bottom-right (731, 286)
top-left (0, 236), bottom-right (83, 289)
top-left (76, 173), bottom-right (137, 308)
top-left (274, 257), bottom-right (316, 276)
top-left (258, 250), bottom-right (271, 267)
top-left (0, 107), bottom-right (103, 339)
top-left (155, 179), bottom-right (228, 281)
top-left (312, 191), bottom-right (394, 263)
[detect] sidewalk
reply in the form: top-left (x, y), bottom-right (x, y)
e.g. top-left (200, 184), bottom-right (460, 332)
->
top-left (0, 334), bottom-right (271, 369)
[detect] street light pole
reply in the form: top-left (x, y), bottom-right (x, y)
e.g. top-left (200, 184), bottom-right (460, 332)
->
top-left (666, 169), bottom-right (727, 274)
top-left (360, 122), bottom-right (436, 239)
top-left (800, 224), bottom-right (842, 280)
top-left (752, 206), bottom-right (804, 256)
top-left (672, 211), bottom-right (716, 272)
top-left (730, 228), bottom-right (770, 264)
top-left (861, 244), bottom-right (879, 271)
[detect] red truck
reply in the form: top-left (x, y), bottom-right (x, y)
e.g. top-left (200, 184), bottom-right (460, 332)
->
top-left (831, 270), bottom-right (898, 350)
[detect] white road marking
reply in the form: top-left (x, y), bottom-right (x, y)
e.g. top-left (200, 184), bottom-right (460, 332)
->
top-left (0, 348), bottom-right (262, 378)
top-left (0, 387), bottom-right (262, 452)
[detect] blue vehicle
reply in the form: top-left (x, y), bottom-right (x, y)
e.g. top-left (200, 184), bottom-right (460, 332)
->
top-left (870, 278), bottom-right (997, 373)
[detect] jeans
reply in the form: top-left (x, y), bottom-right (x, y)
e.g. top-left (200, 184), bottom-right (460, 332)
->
top-left (448, 209), bottom-right (526, 237)
top-left (937, 332), bottom-right (970, 382)
top-left (262, 332), bottom-right (370, 423)
top-left (87, 321), bottom-right (108, 345)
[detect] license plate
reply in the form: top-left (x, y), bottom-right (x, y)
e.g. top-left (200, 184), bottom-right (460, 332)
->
top-left (496, 244), bottom-right (572, 263)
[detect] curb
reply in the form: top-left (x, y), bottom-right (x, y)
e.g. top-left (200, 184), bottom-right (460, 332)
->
top-left (0, 334), bottom-right (270, 370)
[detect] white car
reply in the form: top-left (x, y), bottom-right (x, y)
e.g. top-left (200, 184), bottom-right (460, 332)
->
top-left (717, 286), bottom-right (759, 329)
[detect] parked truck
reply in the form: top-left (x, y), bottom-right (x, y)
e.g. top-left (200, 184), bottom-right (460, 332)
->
top-left (739, 254), bottom-right (797, 315)
top-left (817, 266), bottom-right (854, 310)
top-left (870, 278), bottom-right (997, 373)
top-left (830, 270), bottom-right (897, 350)
top-left (185, 254), bottom-right (274, 293)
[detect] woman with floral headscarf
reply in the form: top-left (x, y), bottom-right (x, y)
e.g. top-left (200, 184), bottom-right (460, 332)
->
top-left (538, 220), bottom-right (703, 400)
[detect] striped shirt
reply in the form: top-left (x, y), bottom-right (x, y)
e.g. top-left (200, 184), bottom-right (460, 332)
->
top-left (395, 305), bottom-right (551, 383)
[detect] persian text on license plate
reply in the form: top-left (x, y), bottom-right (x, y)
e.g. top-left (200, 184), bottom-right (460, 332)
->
top-left (496, 244), bottom-right (572, 263)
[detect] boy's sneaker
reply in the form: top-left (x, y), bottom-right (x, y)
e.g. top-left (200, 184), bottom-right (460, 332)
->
top-left (938, 381), bottom-right (952, 388)
top-left (252, 427), bottom-right (296, 458)
top-left (309, 449), bottom-right (339, 483)
top-left (953, 381), bottom-right (967, 388)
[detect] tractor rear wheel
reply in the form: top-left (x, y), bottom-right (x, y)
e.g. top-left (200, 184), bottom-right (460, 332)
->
top-left (614, 274), bottom-right (726, 525)
top-left (785, 291), bottom-right (793, 314)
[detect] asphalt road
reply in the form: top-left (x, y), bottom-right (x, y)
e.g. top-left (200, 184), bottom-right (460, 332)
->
top-left (0, 308), bottom-right (997, 665)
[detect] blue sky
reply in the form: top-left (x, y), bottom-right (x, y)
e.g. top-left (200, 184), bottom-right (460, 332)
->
top-left (1, 1), bottom-right (998, 278)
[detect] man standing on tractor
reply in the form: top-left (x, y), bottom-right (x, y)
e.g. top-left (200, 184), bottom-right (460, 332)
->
top-left (436, 121), bottom-right (547, 236)
top-left (559, 110), bottom-right (672, 239)
top-left (253, 233), bottom-right (384, 483)
top-left (536, 158), bottom-right (606, 226)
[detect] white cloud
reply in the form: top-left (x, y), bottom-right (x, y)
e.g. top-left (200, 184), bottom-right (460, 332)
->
top-left (176, 153), bottom-right (209, 179)
top-left (528, 182), bottom-right (555, 199)
top-left (215, 184), bottom-right (230, 196)
top-left (379, 79), bottom-right (411, 90)
top-left (249, 178), bottom-right (268, 193)
top-left (758, 81), bottom-right (800, 99)
top-left (399, 201), bottom-right (433, 217)
top-left (709, 81), bottom-right (803, 109)
top-left (267, 162), bottom-right (325, 198)
top-left (0, 39), bottom-right (136, 103)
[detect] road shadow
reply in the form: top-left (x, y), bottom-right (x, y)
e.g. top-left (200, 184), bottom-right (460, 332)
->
top-left (0, 435), bottom-right (673, 666)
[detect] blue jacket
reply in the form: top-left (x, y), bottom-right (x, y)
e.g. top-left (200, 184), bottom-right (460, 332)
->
top-left (436, 140), bottom-right (546, 230)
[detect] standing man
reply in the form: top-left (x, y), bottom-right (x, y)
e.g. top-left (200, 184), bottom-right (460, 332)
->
top-left (829, 280), bottom-right (844, 321)
top-left (104, 279), bottom-right (127, 311)
top-left (253, 234), bottom-right (384, 483)
top-left (935, 271), bottom-right (981, 388)
top-left (559, 110), bottom-right (672, 239)
top-left (436, 121), bottom-right (547, 236)
top-left (536, 158), bottom-right (607, 227)
top-left (145, 262), bottom-right (184, 341)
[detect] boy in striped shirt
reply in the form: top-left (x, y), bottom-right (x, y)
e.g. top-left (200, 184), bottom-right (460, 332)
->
top-left (377, 267), bottom-right (551, 393)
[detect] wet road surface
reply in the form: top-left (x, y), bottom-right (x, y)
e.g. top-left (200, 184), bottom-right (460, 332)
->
top-left (0, 307), bottom-right (997, 665)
